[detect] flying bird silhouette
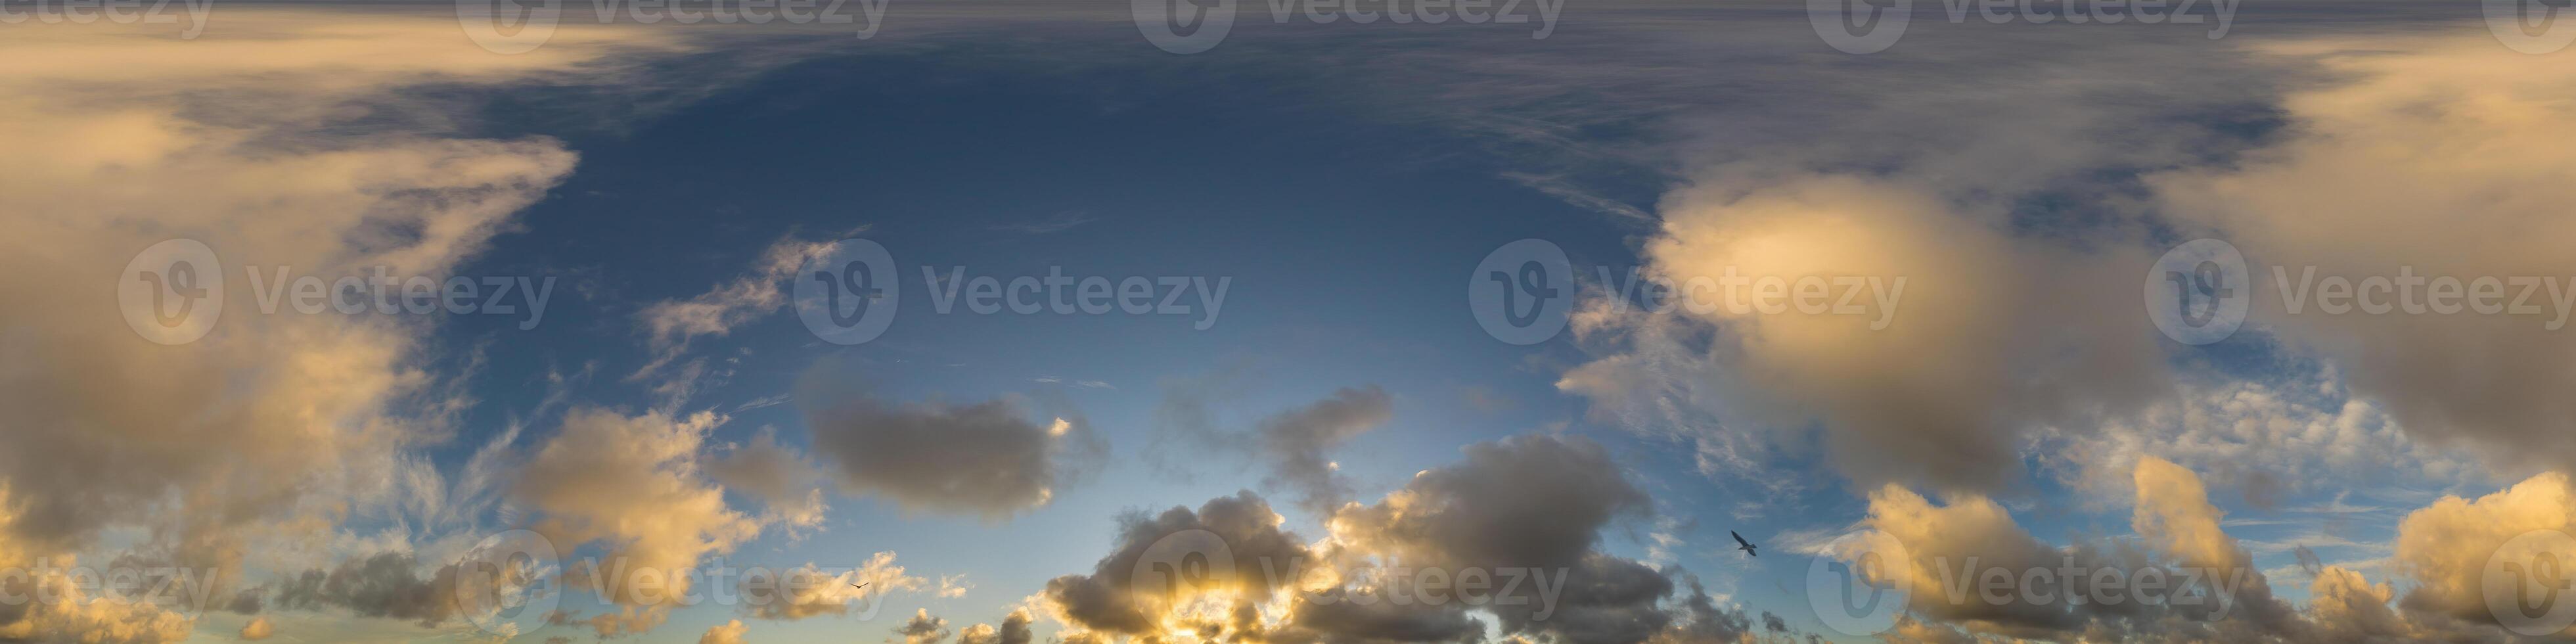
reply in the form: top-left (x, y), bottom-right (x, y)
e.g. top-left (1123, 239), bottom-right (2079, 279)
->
top-left (1731, 531), bottom-right (1757, 557)
top-left (850, 582), bottom-right (870, 591)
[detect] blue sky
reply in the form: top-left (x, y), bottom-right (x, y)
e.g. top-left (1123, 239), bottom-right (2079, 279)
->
top-left (9, 1), bottom-right (2576, 643)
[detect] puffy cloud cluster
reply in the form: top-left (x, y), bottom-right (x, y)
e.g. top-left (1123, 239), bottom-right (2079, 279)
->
top-left (1558, 173), bottom-right (2167, 495)
top-left (2391, 472), bottom-right (2576, 637)
top-left (2148, 35), bottom-right (2576, 482)
top-left (899, 608), bottom-right (955, 644)
top-left (0, 9), bottom-right (681, 642)
top-left (0, 557), bottom-right (194, 643)
top-left (1039, 434), bottom-right (1782, 644)
top-left (959, 609), bottom-right (1037, 644)
top-left (1842, 456), bottom-right (2575, 642)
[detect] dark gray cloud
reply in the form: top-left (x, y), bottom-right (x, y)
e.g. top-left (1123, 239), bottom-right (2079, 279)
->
top-left (1037, 434), bottom-right (1778, 644)
top-left (1254, 385), bottom-right (1393, 513)
top-left (799, 361), bottom-right (1106, 518)
top-left (271, 552), bottom-right (462, 627)
top-left (1043, 492), bottom-right (1313, 635)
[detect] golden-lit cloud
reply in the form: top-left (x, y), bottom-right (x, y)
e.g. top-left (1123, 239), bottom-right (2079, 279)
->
top-left (699, 618), bottom-right (750, 644)
top-left (519, 409), bottom-right (762, 632)
top-left (1563, 173), bottom-right (2165, 494)
top-left (2391, 472), bottom-right (2576, 636)
top-left (2151, 35), bottom-right (2576, 482)
top-left (0, 9), bottom-right (682, 641)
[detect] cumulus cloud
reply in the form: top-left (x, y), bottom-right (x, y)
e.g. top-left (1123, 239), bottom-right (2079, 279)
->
top-left (1040, 492), bottom-right (1313, 637)
top-left (1840, 455), bottom-right (2571, 641)
top-left (0, 557), bottom-right (194, 643)
top-left (798, 360), bottom-right (1106, 518)
top-left (0, 8), bottom-right (682, 641)
top-left (2391, 472), bottom-right (2576, 637)
top-left (239, 616), bottom-right (276, 641)
top-left (1560, 173), bottom-right (2166, 495)
top-left (898, 609), bottom-right (953, 644)
top-left (516, 408), bottom-right (763, 632)
top-left (1038, 434), bottom-right (1752, 644)
top-left (700, 618), bottom-right (750, 644)
top-left (959, 609), bottom-right (1035, 644)
top-left (2150, 35), bottom-right (2576, 482)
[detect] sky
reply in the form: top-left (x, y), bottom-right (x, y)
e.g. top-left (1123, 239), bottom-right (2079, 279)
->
top-left (8, 0), bottom-right (2576, 642)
